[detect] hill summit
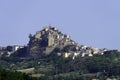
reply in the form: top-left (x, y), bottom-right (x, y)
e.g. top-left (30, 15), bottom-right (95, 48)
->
top-left (28, 25), bottom-right (107, 58)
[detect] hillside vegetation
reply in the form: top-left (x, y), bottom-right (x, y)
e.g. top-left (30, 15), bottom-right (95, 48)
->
top-left (0, 50), bottom-right (120, 80)
top-left (0, 68), bottom-right (37, 80)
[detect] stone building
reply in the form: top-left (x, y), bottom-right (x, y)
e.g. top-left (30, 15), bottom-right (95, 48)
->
top-left (28, 26), bottom-right (73, 55)
top-left (48, 33), bottom-right (54, 47)
top-left (28, 25), bottom-right (106, 57)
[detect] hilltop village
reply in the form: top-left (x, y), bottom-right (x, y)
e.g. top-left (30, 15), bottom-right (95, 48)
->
top-left (0, 26), bottom-right (107, 59)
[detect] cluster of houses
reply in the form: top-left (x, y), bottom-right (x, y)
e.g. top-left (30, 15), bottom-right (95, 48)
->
top-left (28, 26), bottom-right (108, 58)
top-left (0, 45), bottom-right (24, 57)
top-left (0, 26), bottom-right (108, 59)
top-left (59, 45), bottom-right (107, 59)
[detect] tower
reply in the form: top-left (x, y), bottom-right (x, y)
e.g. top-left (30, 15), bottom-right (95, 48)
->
top-left (48, 32), bottom-right (54, 47)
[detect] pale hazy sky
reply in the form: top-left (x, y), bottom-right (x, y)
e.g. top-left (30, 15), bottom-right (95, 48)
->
top-left (0, 0), bottom-right (120, 50)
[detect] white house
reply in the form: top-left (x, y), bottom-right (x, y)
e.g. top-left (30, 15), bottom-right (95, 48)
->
top-left (12, 45), bottom-right (24, 52)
